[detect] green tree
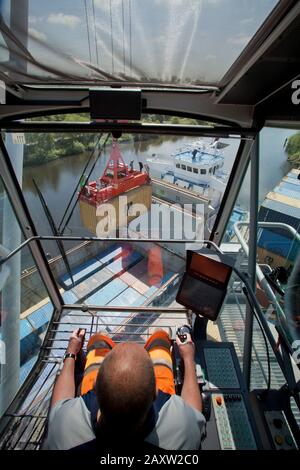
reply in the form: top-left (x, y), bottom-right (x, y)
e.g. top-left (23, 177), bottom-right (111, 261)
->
top-left (286, 132), bottom-right (300, 167)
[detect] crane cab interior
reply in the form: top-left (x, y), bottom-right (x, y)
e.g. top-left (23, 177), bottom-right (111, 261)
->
top-left (0, 0), bottom-right (300, 454)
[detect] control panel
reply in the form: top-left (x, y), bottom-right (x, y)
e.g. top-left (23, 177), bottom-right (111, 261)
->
top-left (204, 347), bottom-right (240, 390)
top-left (212, 393), bottom-right (257, 449)
top-left (194, 341), bottom-right (261, 450)
top-left (249, 389), bottom-right (299, 450)
top-left (264, 411), bottom-right (297, 450)
top-left (173, 336), bottom-right (299, 450)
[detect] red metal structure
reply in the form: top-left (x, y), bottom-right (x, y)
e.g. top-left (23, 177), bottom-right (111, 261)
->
top-left (79, 139), bottom-right (150, 206)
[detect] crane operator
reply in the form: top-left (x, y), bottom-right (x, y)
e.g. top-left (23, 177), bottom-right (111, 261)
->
top-left (43, 327), bottom-right (206, 450)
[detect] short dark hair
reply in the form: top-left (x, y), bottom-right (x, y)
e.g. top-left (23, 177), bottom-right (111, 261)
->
top-left (95, 343), bottom-right (156, 436)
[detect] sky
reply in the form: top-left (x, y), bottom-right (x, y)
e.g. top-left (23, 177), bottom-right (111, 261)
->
top-left (0, 0), bottom-right (279, 84)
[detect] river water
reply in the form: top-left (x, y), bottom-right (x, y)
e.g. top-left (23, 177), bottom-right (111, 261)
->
top-left (21, 128), bottom-right (297, 268)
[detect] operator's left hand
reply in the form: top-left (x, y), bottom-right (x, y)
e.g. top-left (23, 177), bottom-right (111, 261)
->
top-left (66, 328), bottom-right (86, 355)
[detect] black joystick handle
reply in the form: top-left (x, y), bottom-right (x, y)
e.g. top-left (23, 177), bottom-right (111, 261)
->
top-left (177, 325), bottom-right (192, 343)
top-left (201, 392), bottom-right (212, 421)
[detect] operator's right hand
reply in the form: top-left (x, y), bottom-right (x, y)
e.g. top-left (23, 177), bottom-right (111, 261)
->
top-left (176, 333), bottom-right (195, 363)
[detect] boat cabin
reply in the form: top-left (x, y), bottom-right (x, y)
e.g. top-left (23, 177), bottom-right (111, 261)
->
top-left (173, 148), bottom-right (224, 185)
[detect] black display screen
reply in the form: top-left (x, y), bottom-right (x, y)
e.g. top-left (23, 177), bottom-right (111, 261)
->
top-left (176, 251), bottom-right (233, 321)
top-left (90, 89), bottom-right (142, 120)
top-left (189, 252), bottom-right (231, 285)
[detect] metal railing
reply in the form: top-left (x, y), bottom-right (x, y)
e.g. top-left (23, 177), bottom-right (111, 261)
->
top-left (234, 220), bottom-right (300, 309)
top-left (0, 236), bottom-right (221, 267)
top-left (233, 220), bottom-right (300, 384)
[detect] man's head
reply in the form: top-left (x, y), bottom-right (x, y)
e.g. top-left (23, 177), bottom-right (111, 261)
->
top-left (95, 342), bottom-right (156, 436)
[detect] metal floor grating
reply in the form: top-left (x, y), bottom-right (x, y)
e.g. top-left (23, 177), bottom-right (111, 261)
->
top-left (0, 362), bottom-right (59, 449)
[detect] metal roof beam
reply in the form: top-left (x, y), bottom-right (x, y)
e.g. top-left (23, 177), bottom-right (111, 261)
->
top-left (0, 121), bottom-right (257, 138)
top-left (1, 89), bottom-right (254, 127)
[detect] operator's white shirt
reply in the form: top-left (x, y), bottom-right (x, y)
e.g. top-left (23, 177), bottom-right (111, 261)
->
top-left (43, 392), bottom-right (206, 450)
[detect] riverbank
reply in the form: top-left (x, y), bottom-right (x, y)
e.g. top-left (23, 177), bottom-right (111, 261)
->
top-left (23, 132), bottom-right (162, 167)
top-left (23, 112), bottom-right (206, 167)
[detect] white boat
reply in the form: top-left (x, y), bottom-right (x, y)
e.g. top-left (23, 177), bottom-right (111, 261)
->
top-left (147, 139), bottom-right (229, 208)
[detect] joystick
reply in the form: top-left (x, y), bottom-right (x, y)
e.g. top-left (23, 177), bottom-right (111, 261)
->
top-left (176, 324), bottom-right (191, 343)
top-left (202, 392), bottom-right (212, 421)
